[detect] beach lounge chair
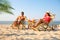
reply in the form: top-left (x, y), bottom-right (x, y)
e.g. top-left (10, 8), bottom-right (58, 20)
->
top-left (32, 13), bottom-right (55, 31)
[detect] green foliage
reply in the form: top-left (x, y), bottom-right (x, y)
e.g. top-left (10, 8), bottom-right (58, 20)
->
top-left (0, 0), bottom-right (14, 15)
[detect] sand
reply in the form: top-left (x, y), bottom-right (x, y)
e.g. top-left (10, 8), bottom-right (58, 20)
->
top-left (0, 24), bottom-right (60, 40)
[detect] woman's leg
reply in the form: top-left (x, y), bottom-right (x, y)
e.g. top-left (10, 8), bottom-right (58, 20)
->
top-left (34, 19), bottom-right (44, 27)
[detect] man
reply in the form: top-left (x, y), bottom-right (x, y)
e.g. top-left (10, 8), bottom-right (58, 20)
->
top-left (16, 11), bottom-right (26, 24)
top-left (12, 11), bottom-right (27, 29)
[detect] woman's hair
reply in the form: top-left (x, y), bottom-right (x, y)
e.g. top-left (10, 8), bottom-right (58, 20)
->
top-left (46, 12), bottom-right (51, 16)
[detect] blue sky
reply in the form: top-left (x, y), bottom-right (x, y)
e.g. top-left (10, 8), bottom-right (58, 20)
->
top-left (0, 0), bottom-right (60, 21)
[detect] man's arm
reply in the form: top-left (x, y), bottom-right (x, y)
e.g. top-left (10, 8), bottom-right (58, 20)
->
top-left (15, 16), bottom-right (20, 21)
top-left (25, 16), bottom-right (28, 21)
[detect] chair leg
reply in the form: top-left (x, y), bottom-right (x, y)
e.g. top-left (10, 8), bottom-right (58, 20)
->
top-left (22, 25), bottom-right (25, 30)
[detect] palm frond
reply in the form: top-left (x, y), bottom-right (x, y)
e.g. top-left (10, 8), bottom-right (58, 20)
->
top-left (0, 0), bottom-right (14, 14)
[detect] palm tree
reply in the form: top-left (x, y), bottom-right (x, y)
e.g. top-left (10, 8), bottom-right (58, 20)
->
top-left (0, 0), bottom-right (14, 15)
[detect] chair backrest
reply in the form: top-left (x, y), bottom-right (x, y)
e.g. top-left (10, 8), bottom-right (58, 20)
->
top-left (50, 13), bottom-right (55, 19)
top-left (48, 13), bottom-right (55, 24)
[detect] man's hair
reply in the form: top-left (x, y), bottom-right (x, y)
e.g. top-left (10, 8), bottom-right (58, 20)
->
top-left (21, 11), bottom-right (24, 15)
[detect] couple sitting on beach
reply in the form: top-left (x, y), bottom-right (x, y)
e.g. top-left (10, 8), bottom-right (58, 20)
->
top-left (11, 11), bottom-right (55, 30)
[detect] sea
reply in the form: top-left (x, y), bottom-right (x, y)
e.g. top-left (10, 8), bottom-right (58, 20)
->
top-left (0, 21), bottom-right (60, 26)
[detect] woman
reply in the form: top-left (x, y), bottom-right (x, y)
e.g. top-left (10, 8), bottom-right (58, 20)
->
top-left (34, 12), bottom-right (51, 28)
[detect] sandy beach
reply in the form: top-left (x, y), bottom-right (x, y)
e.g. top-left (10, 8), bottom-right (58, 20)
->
top-left (0, 24), bottom-right (60, 40)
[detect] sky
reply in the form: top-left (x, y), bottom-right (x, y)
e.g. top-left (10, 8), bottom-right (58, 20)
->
top-left (0, 0), bottom-right (60, 21)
